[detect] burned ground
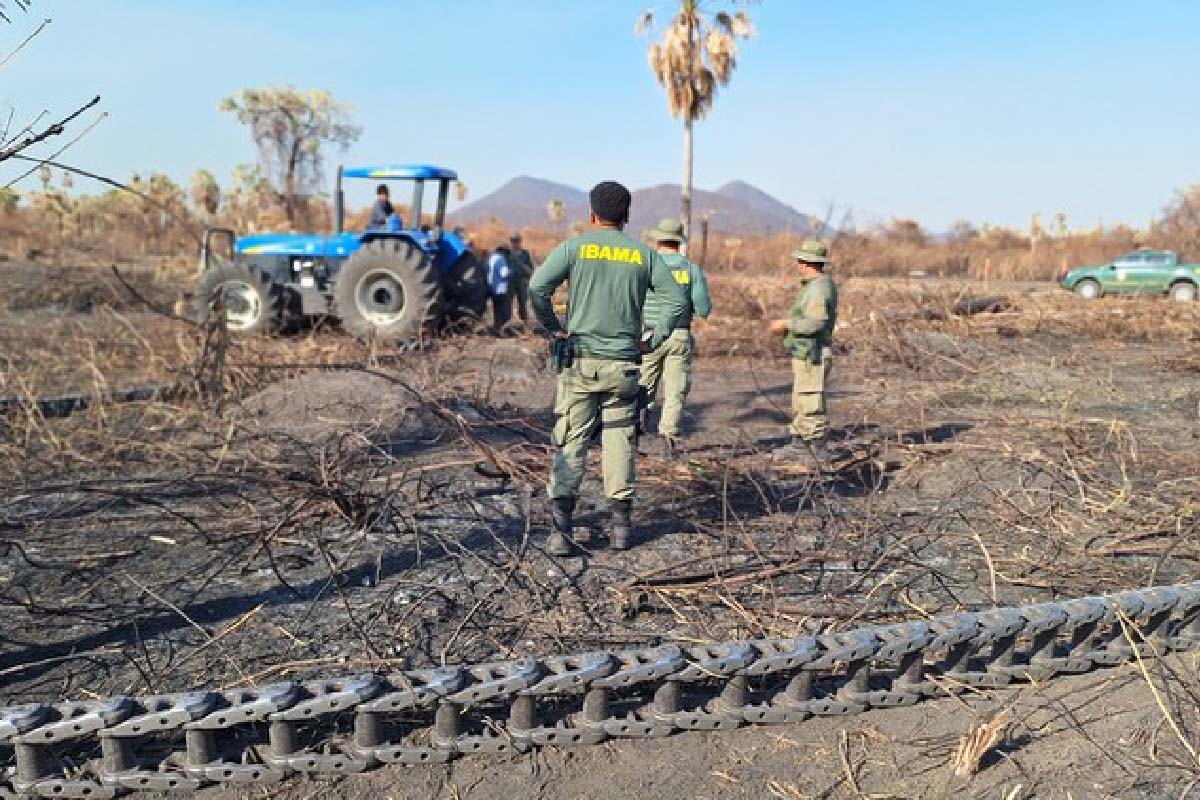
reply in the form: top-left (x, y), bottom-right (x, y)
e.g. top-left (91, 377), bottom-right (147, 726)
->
top-left (2, 265), bottom-right (1200, 798)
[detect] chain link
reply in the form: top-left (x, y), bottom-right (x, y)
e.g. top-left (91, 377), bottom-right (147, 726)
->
top-left (4, 581), bottom-right (1199, 797)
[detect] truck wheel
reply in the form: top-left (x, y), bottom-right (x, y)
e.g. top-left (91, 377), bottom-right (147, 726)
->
top-left (1074, 279), bottom-right (1101, 300)
top-left (441, 251), bottom-right (488, 324)
top-left (1170, 281), bottom-right (1197, 303)
top-left (334, 239), bottom-right (440, 341)
top-left (194, 263), bottom-right (277, 334)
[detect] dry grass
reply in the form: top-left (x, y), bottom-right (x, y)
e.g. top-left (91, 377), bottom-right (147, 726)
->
top-left (1, 181), bottom-right (1183, 285)
top-left (697, 272), bottom-right (1199, 365)
top-left (951, 710), bottom-right (1013, 777)
top-left (4, 256), bottom-right (1200, 710)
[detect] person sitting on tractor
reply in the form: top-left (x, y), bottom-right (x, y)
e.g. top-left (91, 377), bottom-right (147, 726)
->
top-left (367, 184), bottom-right (401, 230)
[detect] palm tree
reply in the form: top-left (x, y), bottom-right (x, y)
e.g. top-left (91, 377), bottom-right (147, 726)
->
top-left (637, 1), bottom-right (754, 240)
top-left (544, 197), bottom-right (565, 237)
top-left (189, 169), bottom-right (221, 216)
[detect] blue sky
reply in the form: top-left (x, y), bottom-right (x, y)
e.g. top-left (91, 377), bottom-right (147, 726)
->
top-left (2, 0), bottom-right (1198, 230)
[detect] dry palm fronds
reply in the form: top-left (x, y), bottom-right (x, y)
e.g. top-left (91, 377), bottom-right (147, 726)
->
top-left (638, 2), bottom-right (755, 121)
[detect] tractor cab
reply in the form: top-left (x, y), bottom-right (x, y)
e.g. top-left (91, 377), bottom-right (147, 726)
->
top-left (331, 164), bottom-right (467, 275)
top-left (336, 165), bottom-right (455, 236)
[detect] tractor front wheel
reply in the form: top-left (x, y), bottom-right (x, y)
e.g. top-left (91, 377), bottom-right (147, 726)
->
top-left (334, 240), bottom-right (440, 341)
top-left (194, 263), bottom-right (278, 334)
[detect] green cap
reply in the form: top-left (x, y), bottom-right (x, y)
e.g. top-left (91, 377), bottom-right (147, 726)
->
top-left (791, 240), bottom-right (829, 264)
top-left (647, 218), bottom-right (687, 244)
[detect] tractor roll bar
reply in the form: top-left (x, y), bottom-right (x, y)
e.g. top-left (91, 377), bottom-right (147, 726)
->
top-left (411, 180), bottom-right (424, 230)
top-left (198, 227), bottom-right (235, 275)
top-left (435, 179), bottom-right (450, 233)
top-left (334, 165), bottom-right (345, 235)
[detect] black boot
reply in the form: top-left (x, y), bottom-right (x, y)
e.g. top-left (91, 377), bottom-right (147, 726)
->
top-left (608, 499), bottom-right (633, 551)
top-left (546, 497), bottom-right (576, 556)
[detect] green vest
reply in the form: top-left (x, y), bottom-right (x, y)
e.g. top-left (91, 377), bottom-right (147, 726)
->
top-left (642, 252), bottom-right (709, 330)
top-left (529, 229), bottom-right (685, 361)
top-left (782, 273), bottom-right (838, 360)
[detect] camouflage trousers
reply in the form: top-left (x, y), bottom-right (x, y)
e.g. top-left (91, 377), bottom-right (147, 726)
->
top-left (789, 349), bottom-right (833, 442)
top-left (548, 357), bottom-right (641, 501)
top-left (639, 329), bottom-right (693, 439)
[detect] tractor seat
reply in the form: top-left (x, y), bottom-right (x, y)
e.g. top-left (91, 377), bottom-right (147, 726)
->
top-left (365, 214), bottom-right (403, 233)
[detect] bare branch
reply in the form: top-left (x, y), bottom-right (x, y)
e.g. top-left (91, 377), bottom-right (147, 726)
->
top-left (0, 106), bottom-right (15, 143)
top-left (0, 0), bottom-right (32, 24)
top-left (0, 15), bottom-right (49, 68)
top-left (3, 109), bottom-right (107, 187)
top-left (2, 108), bottom-right (47, 148)
top-left (0, 94), bottom-right (100, 163)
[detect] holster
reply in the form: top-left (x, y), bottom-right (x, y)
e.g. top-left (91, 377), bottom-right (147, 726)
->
top-left (635, 385), bottom-right (651, 437)
top-left (809, 340), bottom-right (824, 365)
top-left (549, 337), bottom-right (576, 373)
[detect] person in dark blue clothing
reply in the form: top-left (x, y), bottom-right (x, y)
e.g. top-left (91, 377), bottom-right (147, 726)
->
top-left (367, 184), bottom-right (397, 230)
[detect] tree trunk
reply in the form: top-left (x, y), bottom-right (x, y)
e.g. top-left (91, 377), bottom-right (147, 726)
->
top-left (681, 115), bottom-right (693, 252)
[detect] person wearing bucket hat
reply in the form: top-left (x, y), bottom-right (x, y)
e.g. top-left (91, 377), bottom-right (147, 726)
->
top-left (529, 182), bottom-right (687, 556)
top-left (767, 240), bottom-right (839, 466)
top-left (508, 232), bottom-right (537, 326)
top-left (639, 218), bottom-right (712, 455)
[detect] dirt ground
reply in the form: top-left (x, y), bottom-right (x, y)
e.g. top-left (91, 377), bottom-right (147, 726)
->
top-left (3, 264), bottom-right (1200, 798)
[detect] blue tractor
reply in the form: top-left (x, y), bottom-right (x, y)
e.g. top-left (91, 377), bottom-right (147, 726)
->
top-left (195, 164), bottom-right (487, 339)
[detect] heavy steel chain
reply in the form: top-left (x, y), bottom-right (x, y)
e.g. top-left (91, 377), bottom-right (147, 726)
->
top-left (3, 581), bottom-right (1198, 798)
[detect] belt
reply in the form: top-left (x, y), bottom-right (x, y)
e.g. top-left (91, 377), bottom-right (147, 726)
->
top-left (575, 348), bottom-right (641, 364)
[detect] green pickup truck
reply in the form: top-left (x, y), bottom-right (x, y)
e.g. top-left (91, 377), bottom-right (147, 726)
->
top-left (1060, 249), bottom-right (1199, 301)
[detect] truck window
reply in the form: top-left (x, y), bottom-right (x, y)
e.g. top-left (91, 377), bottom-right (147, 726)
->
top-left (1145, 254), bottom-right (1171, 266)
top-left (1114, 253), bottom-right (1145, 266)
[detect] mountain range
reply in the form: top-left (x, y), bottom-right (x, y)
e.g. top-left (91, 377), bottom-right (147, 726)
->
top-left (451, 176), bottom-right (822, 236)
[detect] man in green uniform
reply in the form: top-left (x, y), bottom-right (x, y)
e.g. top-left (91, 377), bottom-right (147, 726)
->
top-left (639, 218), bottom-right (712, 455)
top-left (508, 232), bottom-right (536, 325)
top-left (530, 182), bottom-right (687, 555)
top-left (768, 240), bottom-right (838, 466)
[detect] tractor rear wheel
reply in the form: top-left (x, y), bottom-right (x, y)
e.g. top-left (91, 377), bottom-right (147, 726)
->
top-left (441, 251), bottom-right (489, 325)
top-left (194, 263), bottom-right (278, 334)
top-left (334, 239), bottom-right (440, 341)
